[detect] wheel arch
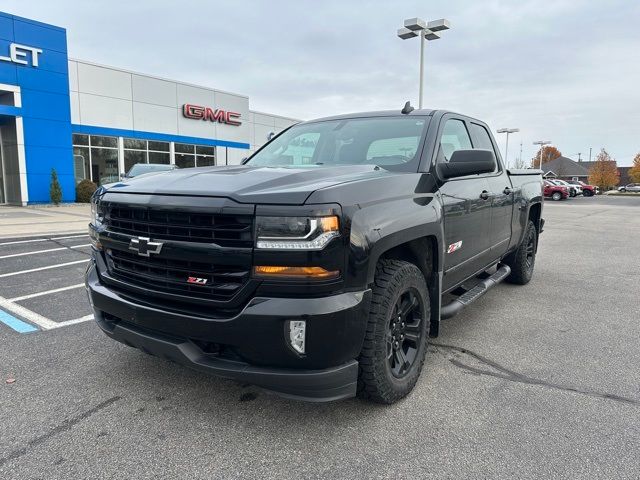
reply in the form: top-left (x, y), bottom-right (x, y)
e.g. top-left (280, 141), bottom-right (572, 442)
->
top-left (367, 227), bottom-right (443, 337)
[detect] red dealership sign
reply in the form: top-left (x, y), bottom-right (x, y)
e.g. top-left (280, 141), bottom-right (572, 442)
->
top-left (182, 104), bottom-right (242, 126)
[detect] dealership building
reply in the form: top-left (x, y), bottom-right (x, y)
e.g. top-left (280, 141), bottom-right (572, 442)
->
top-left (0, 11), bottom-right (298, 205)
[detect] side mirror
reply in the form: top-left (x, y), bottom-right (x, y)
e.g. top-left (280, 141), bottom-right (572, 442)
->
top-left (436, 149), bottom-right (496, 180)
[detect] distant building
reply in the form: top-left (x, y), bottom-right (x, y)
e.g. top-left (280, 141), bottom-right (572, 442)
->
top-left (618, 166), bottom-right (631, 186)
top-left (541, 156), bottom-right (590, 181)
top-left (542, 156), bottom-right (626, 186)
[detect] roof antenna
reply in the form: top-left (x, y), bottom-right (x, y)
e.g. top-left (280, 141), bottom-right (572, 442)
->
top-left (401, 101), bottom-right (414, 115)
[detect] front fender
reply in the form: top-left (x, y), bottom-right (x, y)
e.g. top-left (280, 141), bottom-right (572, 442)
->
top-left (344, 194), bottom-right (443, 289)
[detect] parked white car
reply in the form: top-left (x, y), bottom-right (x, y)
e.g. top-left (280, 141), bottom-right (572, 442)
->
top-left (618, 183), bottom-right (640, 192)
top-left (550, 179), bottom-right (582, 197)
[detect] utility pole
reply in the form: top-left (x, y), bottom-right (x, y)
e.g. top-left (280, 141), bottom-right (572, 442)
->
top-left (397, 18), bottom-right (451, 109)
top-left (533, 140), bottom-right (552, 170)
top-left (519, 141), bottom-right (523, 167)
top-left (589, 147), bottom-right (592, 162)
top-left (496, 128), bottom-right (519, 168)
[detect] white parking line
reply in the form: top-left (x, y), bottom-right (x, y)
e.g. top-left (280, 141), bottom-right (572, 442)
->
top-left (0, 296), bottom-right (94, 331)
top-left (8, 283), bottom-right (85, 302)
top-left (55, 314), bottom-right (94, 328)
top-left (0, 259), bottom-right (90, 278)
top-left (0, 295), bottom-right (60, 330)
top-left (0, 244), bottom-right (91, 260)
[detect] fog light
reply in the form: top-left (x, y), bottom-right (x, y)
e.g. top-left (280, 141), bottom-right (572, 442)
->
top-left (288, 320), bottom-right (306, 354)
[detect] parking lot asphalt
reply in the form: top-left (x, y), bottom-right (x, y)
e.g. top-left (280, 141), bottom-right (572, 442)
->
top-left (1, 195), bottom-right (639, 479)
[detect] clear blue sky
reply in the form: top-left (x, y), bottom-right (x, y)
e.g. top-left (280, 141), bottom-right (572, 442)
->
top-left (6, 0), bottom-right (639, 165)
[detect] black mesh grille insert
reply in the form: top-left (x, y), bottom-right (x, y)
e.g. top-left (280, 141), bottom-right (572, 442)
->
top-left (106, 248), bottom-right (249, 301)
top-left (103, 203), bottom-right (253, 247)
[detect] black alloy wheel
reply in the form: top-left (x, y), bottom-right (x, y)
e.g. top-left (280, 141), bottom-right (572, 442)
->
top-left (386, 288), bottom-right (424, 378)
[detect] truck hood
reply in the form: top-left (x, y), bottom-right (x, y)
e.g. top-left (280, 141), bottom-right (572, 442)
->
top-left (100, 164), bottom-right (394, 204)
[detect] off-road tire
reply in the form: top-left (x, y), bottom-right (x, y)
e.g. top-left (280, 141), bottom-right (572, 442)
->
top-left (357, 259), bottom-right (430, 404)
top-left (503, 220), bottom-right (537, 285)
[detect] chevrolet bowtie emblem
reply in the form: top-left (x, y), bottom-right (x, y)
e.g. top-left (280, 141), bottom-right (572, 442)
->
top-left (129, 236), bottom-right (163, 257)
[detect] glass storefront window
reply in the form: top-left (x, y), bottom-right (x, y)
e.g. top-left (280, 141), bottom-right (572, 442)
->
top-left (196, 156), bottom-right (215, 167)
top-left (124, 150), bottom-right (146, 173)
top-left (72, 134), bottom-right (89, 146)
top-left (148, 141), bottom-right (170, 152)
top-left (124, 138), bottom-right (146, 150)
top-left (91, 147), bottom-right (119, 185)
top-left (72, 135), bottom-right (220, 181)
top-left (73, 146), bottom-right (90, 182)
top-left (90, 135), bottom-right (118, 148)
top-left (175, 154), bottom-right (195, 168)
top-left (196, 146), bottom-right (216, 156)
top-left (148, 151), bottom-right (170, 164)
top-left (175, 143), bottom-right (195, 154)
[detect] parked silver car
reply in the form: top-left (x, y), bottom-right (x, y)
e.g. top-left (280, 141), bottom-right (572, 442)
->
top-left (618, 183), bottom-right (640, 192)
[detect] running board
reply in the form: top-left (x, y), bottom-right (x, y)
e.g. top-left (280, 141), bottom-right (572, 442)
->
top-left (440, 265), bottom-right (511, 320)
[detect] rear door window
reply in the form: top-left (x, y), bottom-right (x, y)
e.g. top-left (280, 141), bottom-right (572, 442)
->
top-left (469, 123), bottom-right (500, 172)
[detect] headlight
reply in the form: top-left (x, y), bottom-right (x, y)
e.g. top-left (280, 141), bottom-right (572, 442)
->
top-left (256, 216), bottom-right (340, 250)
top-left (90, 199), bottom-right (104, 227)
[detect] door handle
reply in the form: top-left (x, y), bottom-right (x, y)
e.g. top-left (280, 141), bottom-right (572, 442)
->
top-left (503, 187), bottom-right (513, 195)
top-left (480, 190), bottom-right (490, 200)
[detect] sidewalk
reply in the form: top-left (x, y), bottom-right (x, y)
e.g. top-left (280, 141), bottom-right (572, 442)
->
top-left (0, 204), bottom-right (90, 239)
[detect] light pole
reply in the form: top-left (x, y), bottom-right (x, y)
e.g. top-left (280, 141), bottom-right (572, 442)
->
top-left (397, 18), bottom-right (451, 109)
top-left (533, 140), bottom-right (551, 169)
top-left (496, 128), bottom-right (519, 168)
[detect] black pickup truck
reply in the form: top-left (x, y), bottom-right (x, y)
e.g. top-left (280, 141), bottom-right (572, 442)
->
top-left (86, 107), bottom-right (543, 404)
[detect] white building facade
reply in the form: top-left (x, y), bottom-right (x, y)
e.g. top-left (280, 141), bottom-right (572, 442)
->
top-left (0, 11), bottom-right (298, 204)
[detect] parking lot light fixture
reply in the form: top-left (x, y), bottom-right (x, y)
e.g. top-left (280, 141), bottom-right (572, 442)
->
top-left (397, 17), bottom-right (451, 109)
top-left (496, 128), bottom-right (519, 168)
top-left (533, 140), bottom-right (552, 169)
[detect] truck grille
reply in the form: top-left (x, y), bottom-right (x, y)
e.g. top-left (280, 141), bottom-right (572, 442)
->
top-left (106, 248), bottom-right (250, 301)
top-left (103, 203), bottom-right (254, 248)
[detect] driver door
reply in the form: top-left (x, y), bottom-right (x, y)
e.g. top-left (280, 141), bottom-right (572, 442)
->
top-left (437, 116), bottom-right (493, 291)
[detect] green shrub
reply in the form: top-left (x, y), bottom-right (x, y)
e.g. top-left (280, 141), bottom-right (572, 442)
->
top-left (50, 168), bottom-right (62, 205)
top-left (76, 179), bottom-right (98, 203)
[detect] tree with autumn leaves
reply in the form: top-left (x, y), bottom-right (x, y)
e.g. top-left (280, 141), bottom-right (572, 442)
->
top-left (588, 148), bottom-right (619, 190)
top-left (530, 146), bottom-right (562, 168)
top-left (629, 153), bottom-right (640, 183)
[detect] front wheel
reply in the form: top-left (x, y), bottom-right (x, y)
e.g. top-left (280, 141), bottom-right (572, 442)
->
top-left (358, 259), bottom-right (430, 404)
top-left (503, 220), bottom-right (537, 285)
top-left (552, 192), bottom-right (562, 201)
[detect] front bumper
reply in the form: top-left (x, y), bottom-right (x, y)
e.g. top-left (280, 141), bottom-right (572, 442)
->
top-left (86, 261), bottom-right (371, 402)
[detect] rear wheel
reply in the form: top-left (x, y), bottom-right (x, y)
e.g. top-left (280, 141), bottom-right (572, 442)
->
top-left (358, 259), bottom-right (430, 404)
top-left (503, 220), bottom-right (537, 285)
top-left (552, 191), bottom-right (562, 201)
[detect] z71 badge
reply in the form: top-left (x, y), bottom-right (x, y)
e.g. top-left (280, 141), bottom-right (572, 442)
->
top-left (447, 241), bottom-right (463, 254)
top-left (187, 277), bottom-right (208, 285)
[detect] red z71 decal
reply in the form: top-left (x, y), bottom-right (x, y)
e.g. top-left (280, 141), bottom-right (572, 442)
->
top-left (447, 241), bottom-right (463, 254)
top-left (187, 276), bottom-right (208, 285)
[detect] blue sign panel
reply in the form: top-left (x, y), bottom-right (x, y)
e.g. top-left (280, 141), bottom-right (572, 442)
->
top-left (0, 11), bottom-right (73, 203)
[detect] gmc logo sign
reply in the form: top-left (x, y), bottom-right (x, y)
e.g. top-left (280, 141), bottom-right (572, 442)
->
top-left (182, 104), bottom-right (242, 126)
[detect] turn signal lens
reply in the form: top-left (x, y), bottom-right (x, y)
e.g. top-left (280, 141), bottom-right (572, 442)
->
top-left (253, 266), bottom-right (339, 280)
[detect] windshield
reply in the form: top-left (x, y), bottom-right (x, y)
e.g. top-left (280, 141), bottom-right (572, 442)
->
top-left (127, 164), bottom-right (175, 177)
top-left (247, 116), bottom-right (429, 171)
